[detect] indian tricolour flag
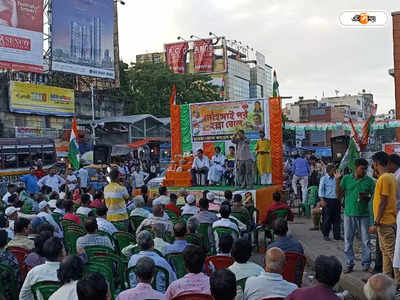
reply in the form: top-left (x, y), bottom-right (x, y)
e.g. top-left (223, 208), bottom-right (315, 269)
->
top-left (68, 118), bottom-right (80, 170)
top-left (272, 70), bottom-right (280, 97)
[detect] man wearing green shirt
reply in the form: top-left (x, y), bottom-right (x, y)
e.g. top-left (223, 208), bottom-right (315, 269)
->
top-left (336, 158), bottom-right (375, 273)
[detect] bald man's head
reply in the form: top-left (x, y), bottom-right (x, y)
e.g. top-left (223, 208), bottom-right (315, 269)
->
top-left (152, 204), bottom-right (163, 217)
top-left (364, 274), bottom-right (396, 300)
top-left (265, 247), bottom-right (285, 274)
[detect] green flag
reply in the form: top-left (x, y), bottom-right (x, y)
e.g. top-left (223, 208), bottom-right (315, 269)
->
top-left (339, 138), bottom-right (360, 173)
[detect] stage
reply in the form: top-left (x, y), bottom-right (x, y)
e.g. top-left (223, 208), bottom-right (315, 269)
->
top-left (155, 184), bottom-right (282, 222)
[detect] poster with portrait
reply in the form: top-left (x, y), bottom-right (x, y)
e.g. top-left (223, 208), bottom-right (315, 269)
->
top-left (189, 99), bottom-right (269, 142)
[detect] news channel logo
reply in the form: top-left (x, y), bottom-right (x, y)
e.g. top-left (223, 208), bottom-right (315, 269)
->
top-left (339, 11), bottom-right (388, 27)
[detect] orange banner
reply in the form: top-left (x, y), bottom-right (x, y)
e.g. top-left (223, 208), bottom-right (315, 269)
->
top-left (203, 142), bottom-right (215, 159)
top-left (269, 97), bottom-right (283, 185)
top-left (170, 104), bottom-right (182, 157)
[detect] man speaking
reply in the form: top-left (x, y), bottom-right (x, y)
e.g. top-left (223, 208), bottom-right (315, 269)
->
top-left (232, 130), bottom-right (254, 189)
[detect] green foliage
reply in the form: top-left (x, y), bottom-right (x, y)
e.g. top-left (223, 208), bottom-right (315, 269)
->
top-left (119, 61), bottom-right (222, 117)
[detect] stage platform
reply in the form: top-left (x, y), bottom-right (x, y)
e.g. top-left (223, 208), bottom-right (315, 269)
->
top-left (163, 184), bottom-right (282, 222)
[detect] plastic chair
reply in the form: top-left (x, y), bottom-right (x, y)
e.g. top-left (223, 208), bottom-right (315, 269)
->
top-left (204, 255), bottom-right (234, 276)
top-left (196, 223), bottom-right (215, 255)
top-left (6, 246), bottom-right (29, 278)
top-left (172, 294), bottom-right (214, 300)
top-left (282, 252), bottom-right (307, 287)
top-left (112, 231), bottom-right (135, 253)
top-left (61, 219), bottom-right (85, 232)
top-left (51, 212), bottom-right (63, 225)
top-left (255, 208), bottom-right (289, 249)
top-left (21, 202), bottom-right (33, 214)
top-left (127, 265), bottom-right (169, 292)
top-left (76, 213), bottom-right (88, 224)
top-left (63, 228), bottom-right (85, 255)
top-left (180, 214), bottom-right (194, 223)
top-left (0, 263), bottom-right (18, 300)
top-left (31, 281), bottom-right (61, 300)
top-left (129, 215), bottom-right (146, 233)
top-left (84, 262), bottom-right (116, 296)
top-left (166, 252), bottom-right (187, 279)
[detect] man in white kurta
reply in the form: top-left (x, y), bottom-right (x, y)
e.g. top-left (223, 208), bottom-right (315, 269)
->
top-left (208, 147), bottom-right (226, 185)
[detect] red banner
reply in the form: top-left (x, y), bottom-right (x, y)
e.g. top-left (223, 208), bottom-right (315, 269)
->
top-left (194, 39), bottom-right (213, 73)
top-left (165, 42), bottom-right (189, 74)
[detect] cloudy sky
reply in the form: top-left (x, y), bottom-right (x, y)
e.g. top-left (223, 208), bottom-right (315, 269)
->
top-left (118, 0), bottom-right (399, 113)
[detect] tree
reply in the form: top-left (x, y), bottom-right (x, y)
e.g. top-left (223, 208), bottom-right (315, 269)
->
top-left (122, 62), bottom-right (222, 117)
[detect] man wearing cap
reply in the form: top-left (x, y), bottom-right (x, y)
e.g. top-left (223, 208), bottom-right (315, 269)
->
top-left (37, 201), bottom-right (63, 238)
top-left (38, 168), bottom-right (65, 194)
top-left (181, 194), bottom-right (200, 215)
top-left (5, 206), bottom-right (19, 232)
top-left (136, 199), bottom-right (174, 236)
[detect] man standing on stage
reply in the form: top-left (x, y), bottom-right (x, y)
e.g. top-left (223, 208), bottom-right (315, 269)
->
top-left (232, 130), bottom-right (253, 189)
top-left (255, 130), bottom-right (272, 185)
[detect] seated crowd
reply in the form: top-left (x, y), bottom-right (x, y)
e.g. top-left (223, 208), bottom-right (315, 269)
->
top-left (0, 166), bottom-right (394, 300)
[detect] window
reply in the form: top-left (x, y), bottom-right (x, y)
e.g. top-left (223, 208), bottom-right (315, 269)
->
top-left (357, 100), bottom-right (361, 105)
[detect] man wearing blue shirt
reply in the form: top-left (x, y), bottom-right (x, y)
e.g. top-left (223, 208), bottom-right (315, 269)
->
top-left (319, 164), bottom-right (341, 241)
top-left (165, 222), bottom-right (188, 255)
top-left (20, 167), bottom-right (39, 196)
top-left (291, 154), bottom-right (310, 203)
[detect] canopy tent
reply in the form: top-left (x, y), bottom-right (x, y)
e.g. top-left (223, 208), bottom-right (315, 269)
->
top-left (127, 137), bottom-right (170, 149)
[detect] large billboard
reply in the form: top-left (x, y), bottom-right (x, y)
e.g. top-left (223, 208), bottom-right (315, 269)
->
top-left (194, 39), bottom-right (213, 73)
top-left (9, 81), bottom-right (75, 117)
top-left (0, 0), bottom-right (43, 73)
top-left (52, 0), bottom-right (115, 79)
top-left (165, 42), bottom-right (188, 74)
top-left (190, 99), bottom-right (267, 142)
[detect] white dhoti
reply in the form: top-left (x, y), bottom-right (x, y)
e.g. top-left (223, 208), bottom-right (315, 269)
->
top-left (260, 173), bottom-right (272, 185)
top-left (208, 164), bottom-right (225, 183)
top-left (393, 213), bottom-right (400, 268)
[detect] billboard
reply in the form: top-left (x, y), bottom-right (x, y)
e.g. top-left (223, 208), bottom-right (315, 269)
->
top-left (0, 0), bottom-right (43, 73)
top-left (165, 42), bottom-right (188, 74)
top-left (52, 0), bottom-right (115, 79)
top-left (190, 99), bottom-right (267, 142)
top-left (194, 39), bottom-right (213, 73)
top-left (9, 81), bottom-right (75, 117)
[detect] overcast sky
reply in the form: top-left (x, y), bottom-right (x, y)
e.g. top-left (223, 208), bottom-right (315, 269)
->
top-left (118, 0), bottom-right (399, 113)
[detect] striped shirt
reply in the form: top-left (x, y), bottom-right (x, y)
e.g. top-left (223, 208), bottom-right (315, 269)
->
top-left (104, 182), bottom-right (129, 222)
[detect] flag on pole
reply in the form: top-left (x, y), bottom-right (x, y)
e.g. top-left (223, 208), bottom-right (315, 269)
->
top-left (68, 118), bottom-right (80, 170)
top-left (169, 85), bottom-right (177, 105)
top-left (359, 104), bottom-right (377, 151)
top-left (272, 70), bottom-right (279, 97)
top-left (339, 137), bottom-right (360, 173)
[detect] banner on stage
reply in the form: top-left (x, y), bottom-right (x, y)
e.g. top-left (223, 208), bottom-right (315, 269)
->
top-left (194, 39), bottom-right (213, 73)
top-left (0, 0), bottom-right (43, 73)
top-left (9, 81), bottom-right (75, 116)
top-left (190, 99), bottom-right (267, 142)
top-left (165, 42), bottom-right (189, 74)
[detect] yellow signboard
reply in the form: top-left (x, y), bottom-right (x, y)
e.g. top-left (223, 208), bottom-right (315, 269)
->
top-left (9, 81), bottom-right (75, 116)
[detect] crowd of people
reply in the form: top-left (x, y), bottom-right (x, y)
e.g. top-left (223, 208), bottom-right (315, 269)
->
top-left (1, 149), bottom-right (400, 300)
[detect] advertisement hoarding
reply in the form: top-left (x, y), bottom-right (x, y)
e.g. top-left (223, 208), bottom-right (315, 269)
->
top-left (0, 0), bottom-right (43, 73)
top-left (9, 81), bottom-right (75, 117)
top-left (190, 99), bottom-right (267, 142)
top-left (193, 39), bottom-right (213, 73)
top-left (52, 0), bottom-right (115, 79)
top-left (165, 42), bottom-right (189, 74)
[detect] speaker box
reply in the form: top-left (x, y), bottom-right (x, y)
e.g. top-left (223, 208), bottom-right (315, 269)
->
top-left (331, 135), bottom-right (350, 162)
top-left (93, 144), bottom-right (112, 164)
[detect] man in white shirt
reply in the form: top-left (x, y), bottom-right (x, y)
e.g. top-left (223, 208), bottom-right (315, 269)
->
top-left (181, 194), bottom-right (200, 215)
top-left (37, 201), bottom-right (63, 238)
top-left (20, 237), bottom-right (65, 300)
top-left (191, 149), bottom-right (210, 186)
top-left (136, 199), bottom-right (174, 236)
top-left (208, 146), bottom-right (226, 185)
top-left (78, 167), bottom-right (89, 191)
top-left (66, 168), bottom-right (78, 192)
top-left (132, 167), bottom-right (149, 189)
top-left (38, 168), bottom-right (65, 193)
top-left (130, 196), bottom-right (151, 218)
top-left (244, 247), bottom-right (297, 300)
top-left (212, 204), bottom-right (239, 251)
top-left (2, 184), bottom-right (17, 205)
top-left (96, 206), bottom-right (118, 235)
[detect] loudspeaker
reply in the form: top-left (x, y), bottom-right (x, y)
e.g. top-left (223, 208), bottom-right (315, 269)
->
top-left (331, 135), bottom-right (350, 162)
top-left (93, 144), bottom-right (112, 164)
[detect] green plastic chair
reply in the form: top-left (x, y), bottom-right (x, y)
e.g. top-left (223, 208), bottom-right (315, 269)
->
top-left (256, 208), bottom-right (289, 249)
top-left (186, 233), bottom-right (206, 252)
top-left (84, 262), bottom-right (116, 295)
top-left (0, 263), bottom-right (18, 300)
top-left (31, 281), bottom-right (61, 300)
top-left (166, 252), bottom-right (187, 279)
top-left (196, 223), bottom-right (215, 255)
top-left (213, 226), bottom-right (239, 241)
top-left (113, 231), bottom-right (136, 253)
top-left (21, 202), bottom-right (33, 214)
top-left (231, 211), bottom-right (251, 228)
top-left (129, 215), bottom-right (146, 233)
top-left (112, 220), bottom-right (129, 232)
top-left (165, 209), bottom-right (178, 220)
top-left (64, 229), bottom-right (85, 255)
top-left (126, 265), bottom-right (169, 292)
top-left (180, 214), bottom-right (193, 223)
top-left (61, 219), bottom-right (85, 232)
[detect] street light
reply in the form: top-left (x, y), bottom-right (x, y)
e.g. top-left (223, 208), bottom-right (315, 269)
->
top-left (190, 35), bottom-right (201, 40)
top-left (209, 32), bottom-right (218, 39)
top-left (177, 36), bottom-right (187, 41)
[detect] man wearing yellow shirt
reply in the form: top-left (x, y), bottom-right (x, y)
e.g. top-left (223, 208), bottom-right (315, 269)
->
top-left (371, 151), bottom-right (399, 285)
top-left (104, 168), bottom-right (130, 232)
